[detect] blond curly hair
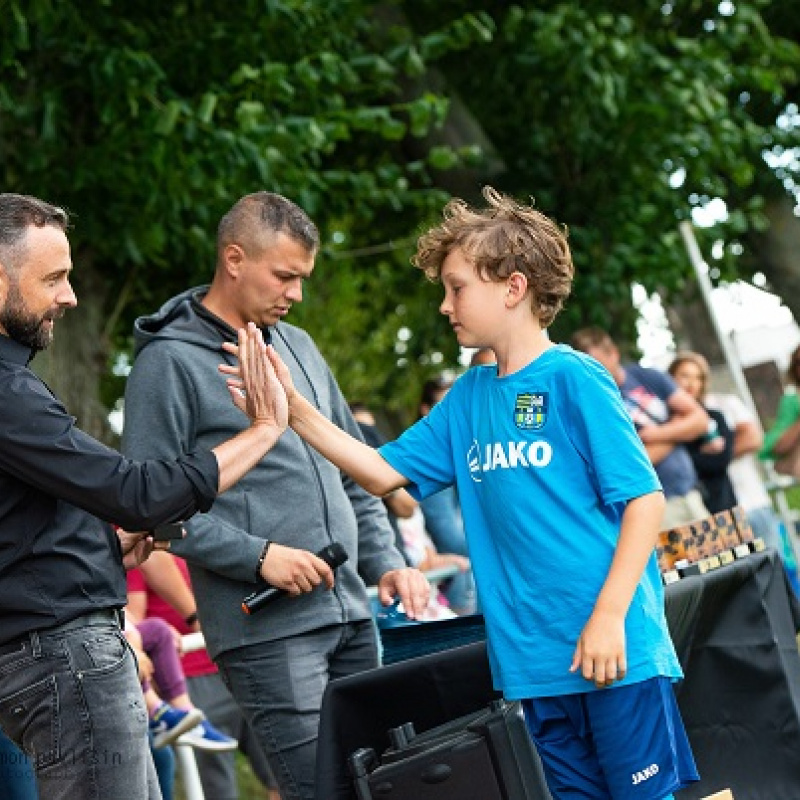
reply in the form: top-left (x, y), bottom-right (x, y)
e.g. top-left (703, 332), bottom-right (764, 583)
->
top-left (412, 186), bottom-right (573, 328)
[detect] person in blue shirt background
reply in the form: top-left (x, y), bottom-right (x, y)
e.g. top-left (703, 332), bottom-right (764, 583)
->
top-left (417, 376), bottom-right (477, 615)
top-left (570, 327), bottom-right (710, 530)
top-left (227, 185), bottom-right (699, 800)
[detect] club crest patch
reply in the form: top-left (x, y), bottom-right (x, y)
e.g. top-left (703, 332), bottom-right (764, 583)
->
top-left (514, 392), bottom-right (548, 430)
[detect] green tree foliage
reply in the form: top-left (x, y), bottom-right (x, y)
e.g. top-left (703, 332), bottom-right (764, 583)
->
top-left (1, 0), bottom-right (486, 432)
top-left (2, 1), bottom-right (799, 435)
top-left (405, 0), bottom-right (800, 344)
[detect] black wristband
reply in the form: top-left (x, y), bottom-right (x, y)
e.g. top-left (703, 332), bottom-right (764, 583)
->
top-left (184, 612), bottom-right (198, 626)
top-left (256, 540), bottom-right (272, 581)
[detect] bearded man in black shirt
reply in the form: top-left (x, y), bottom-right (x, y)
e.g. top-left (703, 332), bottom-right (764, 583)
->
top-left (0, 193), bottom-right (292, 800)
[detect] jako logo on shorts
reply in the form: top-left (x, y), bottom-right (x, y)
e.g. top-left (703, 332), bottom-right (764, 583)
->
top-left (631, 763), bottom-right (659, 785)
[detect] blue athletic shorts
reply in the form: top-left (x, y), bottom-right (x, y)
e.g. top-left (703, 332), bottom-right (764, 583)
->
top-left (522, 677), bottom-right (699, 800)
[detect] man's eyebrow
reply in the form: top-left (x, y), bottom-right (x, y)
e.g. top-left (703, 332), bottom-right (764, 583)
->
top-left (42, 267), bottom-right (71, 280)
top-left (278, 266), bottom-right (312, 277)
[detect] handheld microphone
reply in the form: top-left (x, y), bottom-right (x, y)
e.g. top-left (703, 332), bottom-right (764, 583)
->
top-left (241, 542), bottom-right (349, 615)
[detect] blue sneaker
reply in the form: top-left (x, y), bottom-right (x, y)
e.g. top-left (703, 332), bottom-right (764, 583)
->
top-left (176, 719), bottom-right (238, 752)
top-left (149, 703), bottom-right (205, 749)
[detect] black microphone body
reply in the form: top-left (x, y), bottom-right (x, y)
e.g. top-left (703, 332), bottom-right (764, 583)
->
top-left (242, 542), bottom-right (349, 615)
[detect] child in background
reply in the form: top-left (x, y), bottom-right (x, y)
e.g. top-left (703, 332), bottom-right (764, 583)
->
top-left (236, 186), bottom-right (699, 799)
top-left (128, 553), bottom-right (283, 800)
top-left (124, 613), bottom-right (237, 752)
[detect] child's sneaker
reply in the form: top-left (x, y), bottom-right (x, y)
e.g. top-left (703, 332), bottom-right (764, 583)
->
top-left (176, 719), bottom-right (238, 752)
top-left (149, 703), bottom-right (205, 749)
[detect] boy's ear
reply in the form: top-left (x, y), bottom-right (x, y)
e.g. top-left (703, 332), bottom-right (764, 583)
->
top-left (505, 271), bottom-right (528, 305)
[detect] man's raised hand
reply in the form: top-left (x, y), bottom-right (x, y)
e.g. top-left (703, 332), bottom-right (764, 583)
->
top-left (222, 323), bottom-right (288, 430)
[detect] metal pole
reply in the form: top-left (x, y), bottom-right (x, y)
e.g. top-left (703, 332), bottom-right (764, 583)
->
top-left (174, 744), bottom-right (206, 800)
top-left (171, 632), bottom-right (207, 800)
top-left (678, 221), bottom-right (758, 418)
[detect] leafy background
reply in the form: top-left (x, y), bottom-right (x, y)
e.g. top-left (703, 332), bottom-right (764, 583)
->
top-left (2, 0), bottom-right (799, 437)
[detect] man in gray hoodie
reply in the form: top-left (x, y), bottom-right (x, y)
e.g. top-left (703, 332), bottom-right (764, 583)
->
top-left (121, 192), bottom-right (429, 800)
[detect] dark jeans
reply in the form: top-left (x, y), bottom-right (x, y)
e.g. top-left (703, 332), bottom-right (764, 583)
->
top-left (0, 610), bottom-right (160, 800)
top-left (217, 621), bottom-right (378, 800)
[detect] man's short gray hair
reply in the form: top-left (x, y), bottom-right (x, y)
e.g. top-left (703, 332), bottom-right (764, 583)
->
top-left (217, 192), bottom-right (319, 261)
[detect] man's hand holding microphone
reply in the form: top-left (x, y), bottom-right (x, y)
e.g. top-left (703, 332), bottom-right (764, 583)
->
top-left (242, 541), bottom-right (345, 614)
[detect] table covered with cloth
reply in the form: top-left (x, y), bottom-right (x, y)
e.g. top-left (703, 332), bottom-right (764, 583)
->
top-left (316, 548), bottom-right (800, 800)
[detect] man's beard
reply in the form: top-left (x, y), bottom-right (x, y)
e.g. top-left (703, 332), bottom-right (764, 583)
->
top-left (0, 281), bottom-right (58, 352)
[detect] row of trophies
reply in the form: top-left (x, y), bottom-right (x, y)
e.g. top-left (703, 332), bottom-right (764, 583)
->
top-left (656, 505), bottom-right (766, 584)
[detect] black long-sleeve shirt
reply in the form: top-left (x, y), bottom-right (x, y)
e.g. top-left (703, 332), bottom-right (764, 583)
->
top-left (686, 405), bottom-right (737, 514)
top-left (0, 333), bottom-right (218, 644)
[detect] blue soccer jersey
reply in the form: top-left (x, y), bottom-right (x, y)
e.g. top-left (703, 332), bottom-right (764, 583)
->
top-left (380, 345), bottom-right (682, 699)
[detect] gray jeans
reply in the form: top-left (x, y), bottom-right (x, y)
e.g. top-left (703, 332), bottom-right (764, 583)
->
top-left (216, 620), bottom-right (378, 800)
top-left (187, 671), bottom-right (277, 800)
top-left (0, 610), bottom-right (160, 800)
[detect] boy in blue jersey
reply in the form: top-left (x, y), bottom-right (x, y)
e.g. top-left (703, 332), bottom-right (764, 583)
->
top-left (225, 187), bottom-right (699, 799)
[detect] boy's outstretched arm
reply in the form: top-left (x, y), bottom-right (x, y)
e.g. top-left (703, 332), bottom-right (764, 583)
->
top-left (570, 490), bottom-right (665, 689)
top-left (221, 341), bottom-right (430, 618)
top-left (222, 341), bottom-right (406, 497)
top-left (266, 345), bottom-right (408, 497)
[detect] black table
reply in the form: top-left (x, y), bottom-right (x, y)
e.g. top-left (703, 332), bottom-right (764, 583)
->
top-left (666, 548), bottom-right (800, 799)
top-left (316, 549), bottom-right (800, 800)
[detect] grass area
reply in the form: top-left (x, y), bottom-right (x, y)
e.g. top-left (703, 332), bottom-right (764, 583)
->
top-left (784, 484), bottom-right (800, 510)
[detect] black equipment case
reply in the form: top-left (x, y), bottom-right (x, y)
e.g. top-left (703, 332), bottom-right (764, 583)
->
top-left (348, 699), bottom-right (552, 799)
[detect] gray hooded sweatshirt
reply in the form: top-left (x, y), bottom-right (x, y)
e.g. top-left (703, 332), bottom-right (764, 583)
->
top-left (121, 287), bottom-right (405, 659)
